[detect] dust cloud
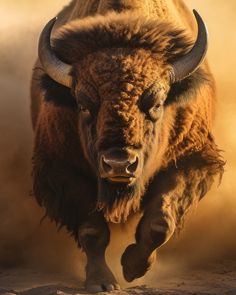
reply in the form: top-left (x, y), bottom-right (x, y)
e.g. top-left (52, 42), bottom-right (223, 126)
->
top-left (162, 0), bottom-right (236, 261)
top-left (0, 0), bottom-right (235, 286)
top-left (0, 0), bottom-right (84, 279)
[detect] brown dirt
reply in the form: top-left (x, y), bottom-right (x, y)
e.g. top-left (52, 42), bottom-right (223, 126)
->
top-left (0, 260), bottom-right (236, 294)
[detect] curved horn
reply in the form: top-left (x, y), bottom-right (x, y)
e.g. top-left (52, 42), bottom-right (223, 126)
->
top-left (38, 17), bottom-right (72, 88)
top-left (170, 10), bottom-right (208, 83)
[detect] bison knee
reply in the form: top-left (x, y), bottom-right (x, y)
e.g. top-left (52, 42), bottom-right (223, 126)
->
top-left (78, 220), bottom-right (110, 254)
top-left (136, 214), bottom-right (176, 251)
top-left (149, 219), bottom-right (175, 248)
top-left (136, 213), bottom-right (175, 253)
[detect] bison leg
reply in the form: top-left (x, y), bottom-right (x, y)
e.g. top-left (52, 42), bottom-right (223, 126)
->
top-left (121, 204), bottom-right (175, 282)
top-left (78, 214), bottom-right (120, 292)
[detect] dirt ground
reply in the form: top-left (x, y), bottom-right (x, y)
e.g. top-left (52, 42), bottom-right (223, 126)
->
top-left (0, 260), bottom-right (236, 294)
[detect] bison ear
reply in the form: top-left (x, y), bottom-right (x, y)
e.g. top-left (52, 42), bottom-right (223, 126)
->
top-left (40, 74), bottom-right (77, 108)
top-left (165, 68), bottom-right (211, 105)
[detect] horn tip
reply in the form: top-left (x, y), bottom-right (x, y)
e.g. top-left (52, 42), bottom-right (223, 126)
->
top-left (192, 9), bottom-right (203, 25)
top-left (192, 9), bottom-right (202, 19)
top-left (192, 9), bottom-right (208, 32)
top-left (49, 17), bottom-right (58, 26)
top-left (193, 8), bottom-right (209, 45)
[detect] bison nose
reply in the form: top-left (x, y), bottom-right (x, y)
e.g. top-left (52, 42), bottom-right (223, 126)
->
top-left (99, 149), bottom-right (139, 182)
top-left (102, 155), bottom-right (138, 174)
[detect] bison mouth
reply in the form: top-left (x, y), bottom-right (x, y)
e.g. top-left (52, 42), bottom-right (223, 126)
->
top-left (98, 177), bottom-right (137, 199)
top-left (106, 175), bottom-right (136, 184)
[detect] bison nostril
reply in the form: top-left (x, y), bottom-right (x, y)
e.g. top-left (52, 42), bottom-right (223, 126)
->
top-left (127, 157), bottom-right (139, 174)
top-left (100, 152), bottom-right (139, 177)
top-left (102, 156), bottom-right (113, 173)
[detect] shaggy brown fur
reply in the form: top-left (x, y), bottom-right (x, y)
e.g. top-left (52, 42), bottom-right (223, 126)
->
top-left (53, 13), bottom-right (192, 64)
top-left (31, 0), bottom-right (224, 290)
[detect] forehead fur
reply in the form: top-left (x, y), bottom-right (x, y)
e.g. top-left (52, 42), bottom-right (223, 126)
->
top-left (53, 12), bottom-right (192, 64)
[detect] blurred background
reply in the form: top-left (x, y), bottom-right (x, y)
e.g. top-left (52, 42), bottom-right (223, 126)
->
top-left (0, 0), bottom-right (235, 288)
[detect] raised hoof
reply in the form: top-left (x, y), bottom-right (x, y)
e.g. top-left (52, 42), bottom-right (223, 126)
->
top-left (121, 243), bottom-right (156, 282)
top-left (85, 283), bottom-right (120, 293)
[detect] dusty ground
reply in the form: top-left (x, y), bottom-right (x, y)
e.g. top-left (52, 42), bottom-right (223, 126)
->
top-left (0, 260), bottom-right (236, 295)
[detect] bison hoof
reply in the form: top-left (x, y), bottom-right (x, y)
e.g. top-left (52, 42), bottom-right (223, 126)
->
top-left (85, 261), bottom-right (120, 293)
top-left (121, 243), bottom-right (156, 282)
top-left (86, 283), bottom-right (120, 293)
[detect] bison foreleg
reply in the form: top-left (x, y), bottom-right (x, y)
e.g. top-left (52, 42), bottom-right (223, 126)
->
top-left (121, 204), bottom-right (175, 282)
top-left (78, 214), bottom-right (120, 292)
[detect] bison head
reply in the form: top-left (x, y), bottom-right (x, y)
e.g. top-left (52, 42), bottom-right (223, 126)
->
top-left (38, 11), bottom-right (208, 222)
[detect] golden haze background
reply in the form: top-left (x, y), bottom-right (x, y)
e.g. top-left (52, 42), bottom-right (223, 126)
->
top-left (0, 0), bottom-right (235, 285)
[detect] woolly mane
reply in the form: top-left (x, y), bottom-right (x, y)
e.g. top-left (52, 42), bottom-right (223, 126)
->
top-left (53, 12), bottom-right (193, 64)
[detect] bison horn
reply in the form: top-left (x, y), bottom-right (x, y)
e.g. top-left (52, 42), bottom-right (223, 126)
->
top-left (38, 17), bottom-right (72, 88)
top-left (170, 10), bottom-right (208, 83)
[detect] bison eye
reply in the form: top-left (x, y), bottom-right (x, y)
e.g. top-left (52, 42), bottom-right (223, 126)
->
top-left (140, 84), bottom-right (166, 121)
top-left (80, 104), bottom-right (89, 113)
top-left (148, 103), bottom-right (163, 121)
top-left (76, 92), bottom-right (98, 121)
top-left (78, 103), bottom-right (92, 119)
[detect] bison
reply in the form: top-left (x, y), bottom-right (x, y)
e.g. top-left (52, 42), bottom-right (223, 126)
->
top-left (31, 0), bottom-right (224, 292)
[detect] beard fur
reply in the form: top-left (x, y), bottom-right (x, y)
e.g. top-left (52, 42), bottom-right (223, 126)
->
top-left (96, 178), bottom-right (144, 223)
